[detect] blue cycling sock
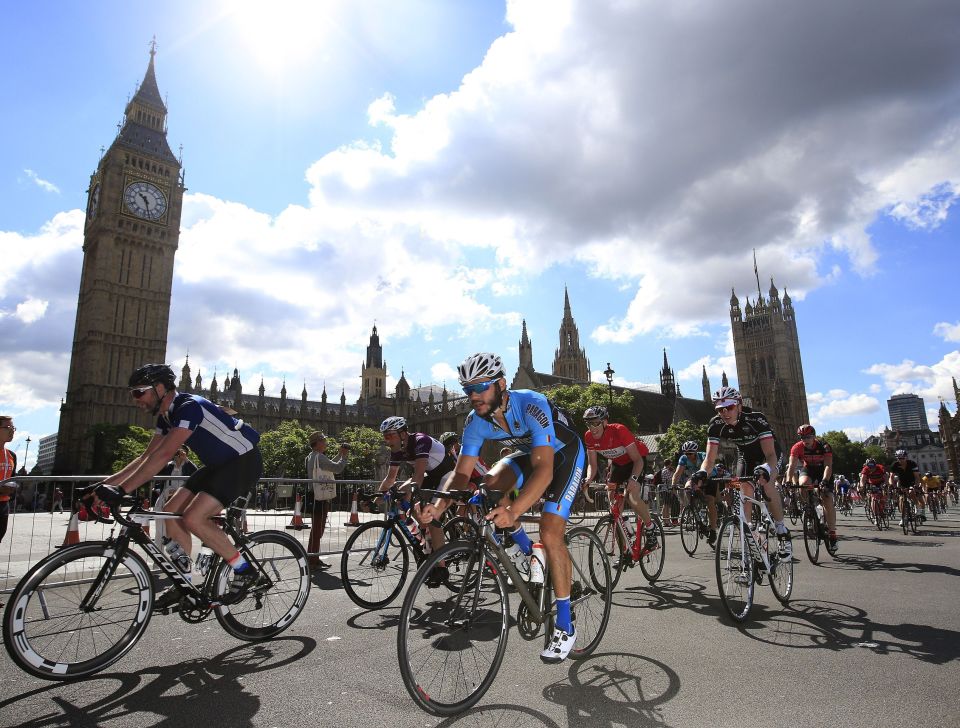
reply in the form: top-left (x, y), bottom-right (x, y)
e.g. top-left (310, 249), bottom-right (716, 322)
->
top-left (510, 525), bottom-right (533, 555)
top-left (555, 597), bottom-right (572, 633)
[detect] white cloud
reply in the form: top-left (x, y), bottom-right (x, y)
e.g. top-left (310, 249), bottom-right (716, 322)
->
top-left (14, 298), bottom-right (48, 324)
top-left (864, 350), bottom-right (960, 404)
top-left (23, 169), bottom-right (60, 194)
top-left (813, 393), bottom-right (881, 420)
top-left (933, 321), bottom-right (960, 342)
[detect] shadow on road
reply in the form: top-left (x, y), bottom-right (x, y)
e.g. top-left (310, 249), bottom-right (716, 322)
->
top-left (541, 651), bottom-right (680, 727)
top-left (0, 636), bottom-right (317, 728)
top-left (734, 598), bottom-right (960, 665)
top-left (436, 703), bottom-right (562, 727)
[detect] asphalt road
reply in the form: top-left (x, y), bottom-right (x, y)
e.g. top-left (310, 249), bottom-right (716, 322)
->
top-left (1, 506), bottom-right (958, 728)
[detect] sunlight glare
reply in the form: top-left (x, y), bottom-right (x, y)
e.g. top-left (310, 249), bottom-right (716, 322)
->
top-left (221, 0), bottom-right (340, 74)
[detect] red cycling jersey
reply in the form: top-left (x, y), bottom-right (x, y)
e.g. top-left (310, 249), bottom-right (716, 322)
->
top-left (789, 439), bottom-right (832, 469)
top-left (861, 464), bottom-right (886, 487)
top-left (584, 422), bottom-right (648, 466)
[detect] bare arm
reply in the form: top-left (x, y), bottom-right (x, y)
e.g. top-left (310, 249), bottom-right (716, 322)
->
top-left (107, 429), bottom-right (191, 494)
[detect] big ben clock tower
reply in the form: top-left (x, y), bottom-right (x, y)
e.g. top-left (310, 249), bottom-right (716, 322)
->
top-left (56, 41), bottom-right (185, 474)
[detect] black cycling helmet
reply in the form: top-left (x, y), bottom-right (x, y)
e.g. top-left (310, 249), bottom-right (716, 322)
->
top-left (439, 431), bottom-right (460, 447)
top-left (129, 363), bottom-right (176, 389)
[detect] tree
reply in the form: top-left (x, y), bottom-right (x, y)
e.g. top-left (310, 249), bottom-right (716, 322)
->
top-left (819, 430), bottom-right (867, 478)
top-left (89, 423), bottom-right (152, 474)
top-left (542, 382), bottom-right (638, 432)
top-left (335, 426), bottom-right (386, 480)
top-left (111, 426), bottom-right (154, 471)
top-left (259, 420), bottom-right (312, 478)
top-left (655, 421), bottom-right (709, 468)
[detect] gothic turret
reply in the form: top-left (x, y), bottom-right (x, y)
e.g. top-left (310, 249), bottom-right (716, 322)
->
top-left (660, 349), bottom-right (677, 398)
top-left (551, 287), bottom-right (591, 382)
top-left (179, 356), bottom-right (192, 392)
top-left (702, 365), bottom-right (711, 402)
top-left (519, 319), bottom-right (533, 369)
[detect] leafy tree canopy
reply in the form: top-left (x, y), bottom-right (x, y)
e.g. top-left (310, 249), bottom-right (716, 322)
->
top-left (542, 382), bottom-right (638, 433)
top-left (655, 421), bottom-right (709, 468)
top-left (819, 430), bottom-right (873, 479)
top-left (111, 426), bottom-right (154, 472)
top-left (336, 426), bottom-right (388, 480)
top-left (259, 420), bottom-right (313, 479)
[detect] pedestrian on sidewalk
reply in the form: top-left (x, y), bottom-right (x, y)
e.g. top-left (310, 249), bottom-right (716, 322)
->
top-left (305, 432), bottom-right (349, 571)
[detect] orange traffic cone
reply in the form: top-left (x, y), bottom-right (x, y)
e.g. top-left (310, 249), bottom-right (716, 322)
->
top-left (286, 491), bottom-right (306, 530)
top-left (57, 509), bottom-right (81, 548)
top-left (346, 488), bottom-right (361, 526)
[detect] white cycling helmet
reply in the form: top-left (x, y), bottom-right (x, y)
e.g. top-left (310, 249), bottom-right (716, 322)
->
top-left (457, 352), bottom-right (505, 385)
top-left (712, 386), bottom-right (742, 408)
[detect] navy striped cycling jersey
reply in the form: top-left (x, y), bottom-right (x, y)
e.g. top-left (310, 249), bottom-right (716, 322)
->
top-left (156, 393), bottom-right (260, 466)
top-left (460, 389), bottom-right (580, 456)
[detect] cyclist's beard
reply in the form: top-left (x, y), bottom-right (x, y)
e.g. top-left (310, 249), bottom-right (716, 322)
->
top-left (479, 386), bottom-right (505, 422)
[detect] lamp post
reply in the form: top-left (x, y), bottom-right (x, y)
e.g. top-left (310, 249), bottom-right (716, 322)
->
top-left (24, 436), bottom-right (31, 470)
top-left (603, 362), bottom-right (615, 405)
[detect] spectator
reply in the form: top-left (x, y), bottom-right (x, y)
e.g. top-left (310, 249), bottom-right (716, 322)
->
top-left (0, 415), bottom-right (17, 546)
top-left (52, 486), bottom-right (64, 513)
top-left (305, 432), bottom-right (348, 571)
top-left (153, 445), bottom-right (198, 549)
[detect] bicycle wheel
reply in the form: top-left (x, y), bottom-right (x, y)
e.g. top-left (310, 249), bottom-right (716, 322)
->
top-left (397, 542), bottom-right (509, 717)
top-left (802, 511), bottom-right (820, 564)
top-left (340, 520), bottom-right (410, 609)
top-left (3, 542), bottom-right (153, 680)
top-left (443, 515), bottom-right (480, 542)
top-left (910, 507), bottom-right (919, 534)
top-left (715, 517), bottom-right (754, 623)
top-left (638, 517), bottom-right (666, 583)
top-left (764, 524), bottom-right (793, 605)
top-left (566, 490), bottom-right (587, 525)
top-left (213, 530), bottom-right (311, 640)
top-left (788, 498), bottom-right (800, 526)
top-left (679, 506), bottom-right (699, 556)
top-left (566, 527), bottom-right (612, 660)
top-left (592, 515), bottom-right (626, 588)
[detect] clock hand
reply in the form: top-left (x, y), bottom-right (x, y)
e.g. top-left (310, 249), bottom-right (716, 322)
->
top-left (139, 193), bottom-right (150, 208)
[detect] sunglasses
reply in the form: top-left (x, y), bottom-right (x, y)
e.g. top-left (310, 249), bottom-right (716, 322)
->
top-left (462, 379), bottom-right (496, 396)
top-left (802, 435), bottom-right (815, 440)
top-left (585, 419), bottom-right (604, 428)
top-left (0, 425), bottom-right (15, 431)
top-left (129, 386), bottom-right (153, 399)
top-left (715, 403), bottom-right (738, 412)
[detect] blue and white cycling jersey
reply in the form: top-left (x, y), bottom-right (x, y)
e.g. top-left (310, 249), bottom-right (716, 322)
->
top-left (157, 393), bottom-right (260, 467)
top-left (677, 452), bottom-right (718, 478)
top-left (460, 389), bottom-right (579, 457)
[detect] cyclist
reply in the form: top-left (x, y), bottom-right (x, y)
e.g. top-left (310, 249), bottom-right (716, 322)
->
top-left (86, 364), bottom-right (264, 609)
top-left (438, 431), bottom-right (489, 488)
top-left (419, 352), bottom-right (586, 664)
top-left (379, 416), bottom-right (456, 578)
top-left (922, 471), bottom-right (944, 514)
top-left (693, 386), bottom-right (791, 558)
top-left (889, 449), bottom-right (925, 526)
top-left (786, 424), bottom-right (837, 549)
top-left (673, 440), bottom-right (720, 545)
top-left (835, 473), bottom-right (851, 510)
top-left (582, 405), bottom-right (656, 556)
top-left (860, 458), bottom-right (887, 518)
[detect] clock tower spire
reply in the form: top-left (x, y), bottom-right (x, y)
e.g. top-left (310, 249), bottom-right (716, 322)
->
top-left (56, 42), bottom-right (185, 474)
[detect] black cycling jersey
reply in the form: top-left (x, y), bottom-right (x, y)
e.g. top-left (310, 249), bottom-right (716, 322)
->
top-left (889, 459), bottom-right (920, 488)
top-left (706, 407), bottom-right (780, 473)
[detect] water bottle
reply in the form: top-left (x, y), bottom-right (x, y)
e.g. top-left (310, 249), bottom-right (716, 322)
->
top-left (529, 542), bottom-right (546, 584)
top-left (195, 544), bottom-right (215, 576)
top-left (162, 536), bottom-right (192, 574)
top-left (815, 503), bottom-right (825, 523)
top-left (407, 517), bottom-right (425, 546)
top-left (504, 542), bottom-right (531, 581)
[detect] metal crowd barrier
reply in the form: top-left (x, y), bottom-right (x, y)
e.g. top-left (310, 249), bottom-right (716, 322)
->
top-left (0, 475), bottom-right (386, 593)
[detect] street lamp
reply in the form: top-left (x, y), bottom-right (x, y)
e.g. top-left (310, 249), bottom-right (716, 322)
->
top-left (24, 436), bottom-right (31, 469)
top-left (603, 362), bottom-right (615, 405)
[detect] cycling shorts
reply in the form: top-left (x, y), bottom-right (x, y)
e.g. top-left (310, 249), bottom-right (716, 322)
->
top-left (501, 440), bottom-right (585, 520)
top-left (797, 466), bottom-right (826, 483)
top-left (185, 448), bottom-right (263, 507)
top-left (609, 461), bottom-right (637, 486)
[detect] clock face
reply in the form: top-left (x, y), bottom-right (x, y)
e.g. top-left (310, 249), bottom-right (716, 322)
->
top-left (87, 183), bottom-right (101, 219)
top-left (124, 180), bottom-right (167, 221)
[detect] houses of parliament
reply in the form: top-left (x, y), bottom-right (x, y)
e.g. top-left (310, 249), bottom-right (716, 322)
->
top-left (54, 46), bottom-right (810, 473)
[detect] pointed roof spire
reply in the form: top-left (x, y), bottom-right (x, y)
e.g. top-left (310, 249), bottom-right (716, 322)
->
top-left (133, 37), bottom-right (166, 111)
top-left (563, 286), bottom-right (572, 317)
top-left (662, 348), bottom-right (670, 369)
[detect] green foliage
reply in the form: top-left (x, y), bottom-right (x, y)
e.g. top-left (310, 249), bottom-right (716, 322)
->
top-left (87, 423), bottom-right (148, 475)
top-left (335, 426), bottom-right (387, 480)
top-left (259, 420), bottom-right (312, 478)
top-left (542, 382), bottom-right (638, 432)
top-left (863, 443), bottom-right (887, 465)
top-left (819, 430), bottom-right (872, 478)
top-left (655, 421), bottom-right (709, 467)
top-left (110, 426), bottom-right (154, 472)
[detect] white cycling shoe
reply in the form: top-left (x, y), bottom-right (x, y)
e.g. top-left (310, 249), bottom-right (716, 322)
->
top-left (540, 626), bottom-right (576, 664)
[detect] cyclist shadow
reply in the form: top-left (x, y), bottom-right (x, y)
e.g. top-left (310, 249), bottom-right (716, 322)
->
top-left (542, 651), bottom-right (680, 727)
top-left (434, 704), bottom-right (562, 727)
top-left (4, 637), bottom-right (317, 728)
top-left (616, 578), bottom-right (719, 618)
top-left (818, 552), bottom-right (960, 578)
top-left (346, 608), bottom-right (401, 631)
top-left (310, 566), bottom-right (347, 591)
top-left (736, 598), bottom-right (960, 665)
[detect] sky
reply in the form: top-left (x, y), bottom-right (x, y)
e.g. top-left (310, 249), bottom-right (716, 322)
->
top-left (2, 0), bottom-right (960, 472)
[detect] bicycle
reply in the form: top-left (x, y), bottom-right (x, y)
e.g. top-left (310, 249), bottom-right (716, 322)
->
top-left (340, 483), bottom-right (460, 609)
top-left (898, 489), bottom-right (920, 535)
top-left (593, 485), bottom-right (665, 587)
top-left (783, 484), bottom-right (804, 526)
top-left (869, 489), bottom-right (888, 531)
top-left (678, 486), bottom-right (716, 557)
top-left (396, 487), bottom-right (612, 716)
top-left (714, 477), bottom-right (794, 623)
top-left (801, 486), bottom-right (838, 564)
top-left (2, 493), bottom-right (311, 680)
